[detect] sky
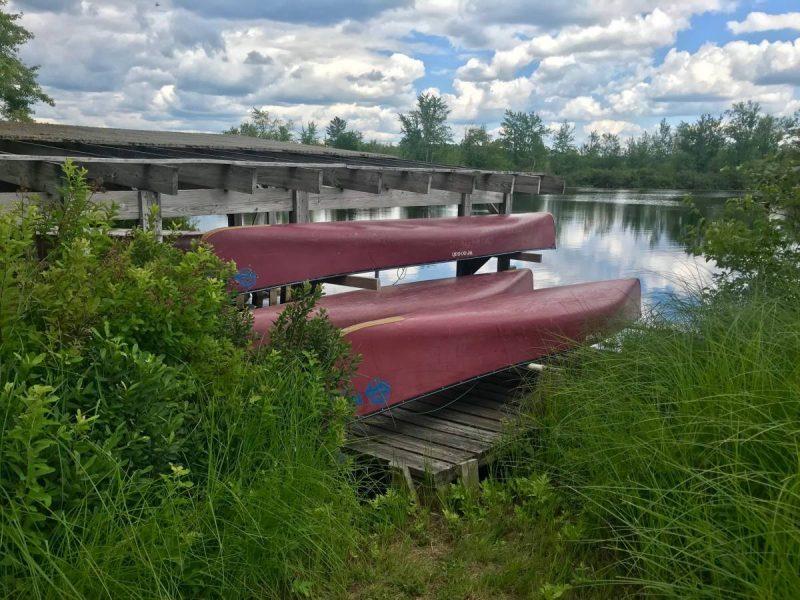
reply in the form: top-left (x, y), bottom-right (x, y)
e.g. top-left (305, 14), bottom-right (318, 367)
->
top-left (9, 0), bottom-right (800, 143)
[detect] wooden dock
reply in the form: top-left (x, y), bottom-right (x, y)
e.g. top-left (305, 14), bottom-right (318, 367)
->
top-left (347, 369), bottom-right (533, 491)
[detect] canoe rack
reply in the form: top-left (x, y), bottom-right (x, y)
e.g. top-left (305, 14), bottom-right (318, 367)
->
top-left (347, 367), bottom-right (533, 496)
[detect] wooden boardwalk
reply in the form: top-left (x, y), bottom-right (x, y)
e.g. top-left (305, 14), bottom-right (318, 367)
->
top-left (347, 369), bottom-right (533, 490)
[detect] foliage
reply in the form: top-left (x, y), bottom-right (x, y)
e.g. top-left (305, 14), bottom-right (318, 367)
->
top-left (222, 98), bottom-right (797, 191)
top-left (533, 293), bottom-right (800, 598)
top-left (349, 473), bottom-right (622, 599)
top-left (225, 107), bottom-right (294, 141)
top-left (0, 162), bottom-right (361, 597)
top-left (325, 116), bottom-right (363, 150)
top-left (299, 120), bottom-right (319, 145)
top-left (459, 125), bottom-right (509, 170)
top-left (688, 144), bottom-right (800, 298)
top-left (500, 110), bottom-right (549, 170)
top-left (399, 93), bottom-right (453, 162)
top-left (0, 0), bottom-right (53, 121)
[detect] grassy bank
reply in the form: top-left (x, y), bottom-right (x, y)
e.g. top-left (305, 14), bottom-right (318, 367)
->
top-left (527, 294), bottom-right (800, 597)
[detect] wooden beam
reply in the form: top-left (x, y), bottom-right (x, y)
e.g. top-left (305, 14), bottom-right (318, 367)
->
top-left (82, 162), bottom-right (178, 195)
top-left (138, 190), bottom-right (162, 241)
top-left (474, 173), bottom-right (515, 194)
top-left (0, 159), bottom-right (62, 194)
top-left (258, 166), bottom-right (323, 193)
top-left (458, 192), bottom-right (472, 216)
top-left (538, 174), bottom-right (566, 194)
top-left (323, 275), bottom-right (380, 290)
top-left (176, 163), bottom-right (257, 194)
top-left (431, 171), bottom-right (475, 194)
top-left (381, 170), bottom-right (431, 194)
top-left (157, 188), bottom-right (291, 219)
top-left (322, 167), bottom-right (382, 194)
top-left (512, 174), bottom-right (541, 195)
top-left (510, 251), bottom-right (542, 263)
top-left (290, 190), bottom-right (309, 223)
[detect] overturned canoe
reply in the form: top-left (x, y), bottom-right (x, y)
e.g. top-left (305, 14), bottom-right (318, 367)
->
top-left (342, 278), bottom-right (640, 416)
top-left (203, 213), bottom-right (556, 291)
top-left (252, 269), bottom-right (534, 339)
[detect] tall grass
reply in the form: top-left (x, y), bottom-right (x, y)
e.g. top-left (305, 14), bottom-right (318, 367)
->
top-left (0, 164), bottom-right (361, 598)
top-left (533, 294), bottom-right (800, 597)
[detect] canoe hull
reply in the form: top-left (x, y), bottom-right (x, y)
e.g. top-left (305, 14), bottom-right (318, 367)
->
top-left (252, 269), bottom-right (535, 340)
top-left (345, 278), bottom-right (641, 416)
top-left (203, 214), bottom-right (556, 291)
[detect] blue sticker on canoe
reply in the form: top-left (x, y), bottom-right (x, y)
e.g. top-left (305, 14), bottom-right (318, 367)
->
top-left (365, 378), bottom-right (391, 405)
top-left (233, 268), bottom-right (257, 289)
top-left (351, 392), bottom-right (363, 406)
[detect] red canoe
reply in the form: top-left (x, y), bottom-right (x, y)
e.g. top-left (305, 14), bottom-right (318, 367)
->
top-left (203, 214), bottom-right (556, 291)
top-left (343, 278), bottom-right (640, 416)
top-left (252, 269), bottom-right (534, 340)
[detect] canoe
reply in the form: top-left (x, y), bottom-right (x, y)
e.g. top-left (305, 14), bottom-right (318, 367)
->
top-left (202, 213), bottom-right (556, 291)
top-left (252, 269), bottom-right (534, 341)
top-left (343, 278), bottom-right (640, 416)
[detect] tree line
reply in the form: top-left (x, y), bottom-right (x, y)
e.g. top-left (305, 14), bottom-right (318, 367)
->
top-left (226, 95), bottom-right (799, 191)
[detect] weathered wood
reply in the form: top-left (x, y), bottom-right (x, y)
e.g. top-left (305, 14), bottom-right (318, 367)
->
top-left (456, 256), bottom-right (490, 276)
top-left (511, 251), bottom-right (542, 263)
top-left (323, 167), bottom-right (382, 194)
top-left (177, 163), bottom-right (258, 194)
top-left (378, 408), bottom-right (499, 443)
top-left (258, 166), bottom-right (323, 193)
top-left (290, 190), bottom-right (309, 223)
top-left (400, 402), bottom-right (506, 433)
top-left (431, 171), bottom-right (475, 194)
top-left (512, 174), bottom-right (541, 195)
top-left (268, 288), bottom-right (280, 306)
top-left (0, 159), bottom-right (62, 194)
top-left (458, 192), bottom-right (472, 216)
top-left (346, 438), bottom-right (455, 480)
top-left (410, 397), bottom-right (507, 423)
top-left (363, 413), bottom-right (488, 453)
top-left (381, 170), bottom-right (431, 194)
top-left (500, 190), bottom-right (514, 214)
top-left (391, 465), bottom-right (418, 502)
top-left (138, 190), bottom-right (162, 241)
top-left (353, 422), bottom-right (470, 464)
top-left (460, 459), bottom-right (480, 495)
top-left (324, 275), bottom-right (380, 290)
top-left (156, 188), bottom-right (291, 219)
top-left (474, 173), bottom-right (515, 194)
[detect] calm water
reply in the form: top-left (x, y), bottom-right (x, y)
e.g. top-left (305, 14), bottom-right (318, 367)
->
top-left (197, 189), bottom-right (732, 306)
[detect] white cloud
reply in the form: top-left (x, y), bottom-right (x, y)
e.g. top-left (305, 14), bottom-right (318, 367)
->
top-left (560, 96), bottom-right (607, 120)
top-left (583, 119), bottom-right (643, 137)
top-left (728, 12), bottom-right (800, 34)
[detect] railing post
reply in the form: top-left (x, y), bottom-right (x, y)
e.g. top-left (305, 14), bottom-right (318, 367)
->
top-left (138, 190), bottom-right (162, 242)
top-left (458, 192), bottom-right (472, 216)
top-left (290, 190), bottom-right (309, 223)
top-left (500, 175), bottom-right (515, 215)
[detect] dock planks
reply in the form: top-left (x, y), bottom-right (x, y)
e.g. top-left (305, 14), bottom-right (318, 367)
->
top-left (346, 369), bottom-right (532, 487)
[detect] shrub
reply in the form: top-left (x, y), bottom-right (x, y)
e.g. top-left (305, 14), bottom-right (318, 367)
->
top-left (0, 162), bottom-right (360, 597)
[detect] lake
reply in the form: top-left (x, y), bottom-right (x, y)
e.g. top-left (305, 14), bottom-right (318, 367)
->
top-left (197, 189), bottom-right (732, 306)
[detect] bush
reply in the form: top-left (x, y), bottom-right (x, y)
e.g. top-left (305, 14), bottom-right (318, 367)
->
top-left (0, 162), bottom-right (360, 597)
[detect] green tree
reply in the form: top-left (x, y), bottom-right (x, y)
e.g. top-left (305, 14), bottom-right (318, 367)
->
top-left (398, 93), bottom-right (453, 162)
top-left (674, 113), bottom-right (724, 172)
top-left (499, 110), bottom-right (549, 170)
top-left (324, 116), bottom-right (363, 150)
top-left (0, 0), bottom-right (53, 121)
top-left (460, 126), bottom-right (507, 169)
top-left (723, 101), bottom-right (787, 167)
top-left (300, 121), bottom-right (319, 145)
top-left (550, 121), bottom-right (577, 174)
top-left (225, 108), bottom-right (293, 141)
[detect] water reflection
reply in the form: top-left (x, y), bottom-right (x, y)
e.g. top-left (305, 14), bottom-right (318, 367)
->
top-left (195, 189), bottom-right (730, 306)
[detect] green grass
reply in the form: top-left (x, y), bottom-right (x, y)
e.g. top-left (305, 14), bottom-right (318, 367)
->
top-left (528, 294), bottom-right (800, 598)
